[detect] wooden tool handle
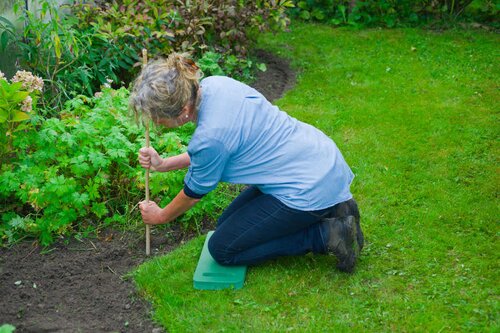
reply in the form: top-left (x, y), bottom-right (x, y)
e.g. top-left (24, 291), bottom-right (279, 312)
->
top-left (142, 48), bottom-right (151, 256)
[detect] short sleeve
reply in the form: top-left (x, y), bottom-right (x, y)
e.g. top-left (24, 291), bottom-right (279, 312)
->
top-left (184, 135), bottom-right (228, 196)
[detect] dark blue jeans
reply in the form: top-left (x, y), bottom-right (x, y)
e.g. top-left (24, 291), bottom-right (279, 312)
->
top-left (207, 186), bottom-right (332, 266)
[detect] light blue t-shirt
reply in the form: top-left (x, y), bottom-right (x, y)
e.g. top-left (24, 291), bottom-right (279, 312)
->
top-left (184, 76), bottom-right (354, 211)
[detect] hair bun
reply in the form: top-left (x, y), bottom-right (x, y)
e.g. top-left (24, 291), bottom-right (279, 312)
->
top-left (130, 52), bottom-right (202, 122)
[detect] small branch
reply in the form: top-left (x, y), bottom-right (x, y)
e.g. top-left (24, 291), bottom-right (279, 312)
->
top-left (106, 265), bottom-right (117, 275)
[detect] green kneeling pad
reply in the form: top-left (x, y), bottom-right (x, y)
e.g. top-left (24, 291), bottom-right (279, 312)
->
top-left (193, 231), bottom-right (247, 290)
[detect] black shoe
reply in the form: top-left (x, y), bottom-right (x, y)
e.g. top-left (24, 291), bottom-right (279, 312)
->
top-left (354, 214), bottom-right (364, 252)
top-left (326, 216), bottom-right (361, 273)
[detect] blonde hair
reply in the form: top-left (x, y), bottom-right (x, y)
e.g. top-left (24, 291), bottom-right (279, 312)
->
top-left (129, 52), bottom-right (202, 122)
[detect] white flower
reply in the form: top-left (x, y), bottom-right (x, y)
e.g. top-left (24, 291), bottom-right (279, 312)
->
top-left (20, 95), bottom-right (33, 113)
top-left (103, 78), bottom-right (113, 89)
top-left (12, 70), bottom-right (44, 93)
top-left (0, 71), bottom-right (5, 81)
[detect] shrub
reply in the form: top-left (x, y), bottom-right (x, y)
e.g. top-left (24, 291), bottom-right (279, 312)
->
top-left (289, 0), bottom-right (499, 27)
top-left (196, 51), bottom-right (267, 82)
top-left (289, 0), bottom-right (419, 27)
top-left (1, 0), bottom-right (128, 113)
top-left (1, 0), bottom-right (290, 112)
top-left (73, 0), bottom-right (292, 82)
top-left (0, 87), bottom-right (234, 246)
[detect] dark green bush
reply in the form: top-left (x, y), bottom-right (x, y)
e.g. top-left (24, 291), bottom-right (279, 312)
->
top-left (73, 0), bottom-right (292, 81)
top-left (0, 88), bottom-right (234, 246)
top-left (289, 0), bottom-right (499, 27)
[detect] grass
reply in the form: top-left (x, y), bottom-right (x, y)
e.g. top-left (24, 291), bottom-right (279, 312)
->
top-left (134, 22), bottom-right (499, 332)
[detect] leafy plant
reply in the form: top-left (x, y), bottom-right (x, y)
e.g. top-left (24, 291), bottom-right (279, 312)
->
top-left (197, 51), bottom-right (226, 77)
top-left (468, 0), bottom-right (500, 26)
top-left (0, 15), bottom-right (16, 52)
top-left (0, 70), bottom-right (42, 162)
top-left (1, 0), bottom-right (290, 114)
top-left (9, 0), bottom-right (90, 111)
top-left (0, 324), bottom-right (16, 333)
top-left (72, 0), bottom-right (175, 86)
top-left (0, 0), bottom-right (136, 112)
top-left (197, 50), bottom-right (267, 82)
top-left (0, 87), bottom-right (234, 246)
top-left (73, 0), bottom-right (290, 82)
top-left (289, 0), bottom-right (498, 27)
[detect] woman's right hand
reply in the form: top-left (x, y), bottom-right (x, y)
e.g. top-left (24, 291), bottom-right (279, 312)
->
top-left (138, 147), bottom-right (163, 171)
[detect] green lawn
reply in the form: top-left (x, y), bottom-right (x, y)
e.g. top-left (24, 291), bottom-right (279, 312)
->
top-left (134, 23), bottom-right (499, 332)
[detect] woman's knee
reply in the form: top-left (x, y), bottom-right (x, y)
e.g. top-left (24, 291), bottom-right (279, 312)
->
top-left (208, 233), bottom-right (236, 265)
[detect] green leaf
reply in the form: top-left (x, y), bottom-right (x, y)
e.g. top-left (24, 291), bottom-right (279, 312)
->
top-left (12, 111), bottom-right (30, 122)
top-left (299, 10), bottom-right (311, 20)
top-left (53, 33), bottom-right (62, 60)
top-left (72, 192), bottom-right (90, 210)
top-left (89, 151), bottom-right (109, 168)
top-left (0, 16), bottom-right (16, 29)
top-left (11, 90), bottom-right (30, 104)
top-left (0, 108), bottom-right (8, 123)
top-left (91, 202), bottom-right (108, 218)
top-left (0, 323), bottom-right (16, 333)
top-left (8, 215), bottom-right (25, 229)
top-left (85, 182), bottom-right (100, 200)
top-left (1, 31), bottom-right (9, 51)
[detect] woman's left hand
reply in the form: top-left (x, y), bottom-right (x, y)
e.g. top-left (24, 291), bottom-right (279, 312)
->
top-left (138, 200), bottom-right (166, 225)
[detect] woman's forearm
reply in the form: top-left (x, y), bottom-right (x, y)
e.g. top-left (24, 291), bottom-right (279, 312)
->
top-left (157, 152), bottom-right (190, 172)
top-left (160, 189), bottom-right (200, 223)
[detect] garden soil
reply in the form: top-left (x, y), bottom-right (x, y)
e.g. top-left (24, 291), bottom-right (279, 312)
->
top-left (0, 51), bottom-right (295, 333)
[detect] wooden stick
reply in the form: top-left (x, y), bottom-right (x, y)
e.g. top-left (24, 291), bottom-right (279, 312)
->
top-left (142, 48), bottom-right (151, 256)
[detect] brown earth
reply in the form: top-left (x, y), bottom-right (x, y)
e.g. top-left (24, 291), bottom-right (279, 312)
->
top-left (0, 51), bottom-right (296, 333)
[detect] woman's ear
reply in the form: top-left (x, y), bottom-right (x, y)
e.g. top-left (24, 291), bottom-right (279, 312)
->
top-left (180, 105), bottom-right (190, 119)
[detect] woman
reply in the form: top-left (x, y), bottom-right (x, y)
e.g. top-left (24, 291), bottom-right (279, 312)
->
top-left (131, 53), bottom-right (364, 273)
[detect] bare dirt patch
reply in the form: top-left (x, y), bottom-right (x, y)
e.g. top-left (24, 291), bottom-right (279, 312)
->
top-left (0, 51), bottom-right (295, 333)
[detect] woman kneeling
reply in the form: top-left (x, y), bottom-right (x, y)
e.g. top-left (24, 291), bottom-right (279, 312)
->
top-left (131, 53), bottom-right (364, 273)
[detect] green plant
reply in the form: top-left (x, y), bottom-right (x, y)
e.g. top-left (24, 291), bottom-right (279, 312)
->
top-left (426, 0), bottom-right (475, 18)
top-left (197, 51), bottom-right (226, 77)
top-left (10, 0), bottom-right (89, 111)
top-left (0, 16), bottom-right (16, 52)
top-left (0, 70), bottom-right (42, 161)
top-left (1, 0), bottom-right (291, 113)
top-left (74, 0), bottom-right (290, 81)
top-left (289, 0), bottom-right (421, 27)
top-left (2, 0), bottom-right (136, 112)
top-left (0, 324), bottom-right (16, 333)
top-left (289, 0), bottom-right (496, 27)
top-left (467, 0), bottom-right (500, 26)
top-left (72, 0), bottom-right (175, 86)
top-left (197, 50), bottom-right (267, 82)
top-left (0, 87), bottom-right (234, 246)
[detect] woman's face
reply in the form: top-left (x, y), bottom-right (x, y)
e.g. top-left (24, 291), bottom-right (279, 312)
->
top-left (154, 103), bottom-right (195, 128)
top-left (155, 117), bottom-right (179, 129)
